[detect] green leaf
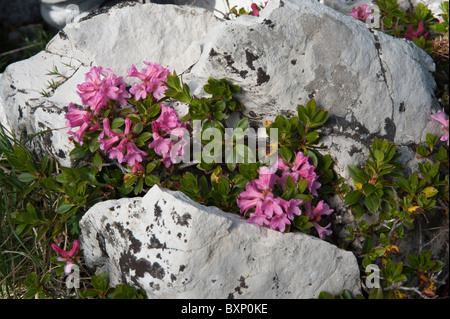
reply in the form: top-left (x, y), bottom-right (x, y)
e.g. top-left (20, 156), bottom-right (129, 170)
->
top-left (111, 118), bottom-right (125, 129)
top-left (348, 165), bottom-right (369, 183)
top-left (69, 147), bottom-right (90, 159)
top-left (134, 178), bottom-right (144, 195)
top-left (374, 149), bottom-right (384, 163)
top-left (368, 288), bottom-right (384, 299)
top-left (235, 117), bottom-right (248, 132)
top-left (305, 98), bottom-right (317, 119)
top-left (280, 145), bottom-right (293, 163)
top-left (365, 195), bottom-right (380, 213)
top-left (144, 175), bottom-right (160, 187)
top-left (132, 123), bottom-right (144, 135)
top-left (344, 190), bottom-right (363, 206)
top-left (305, 131), bottom-right (319, 143)
top-left (361, 237), bottom-right (374, 255)
top-left (396, 177), bottom-right (411, 193)
top-left (297, 104), bottom-right (308, 123)
top-left (18, 172), bottom-right (36, 183)
top-left (57, 202), bottom-right (74, 214)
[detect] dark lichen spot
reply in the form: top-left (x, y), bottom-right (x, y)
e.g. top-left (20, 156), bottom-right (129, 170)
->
top-left (399, 102), bottom-right (406, 113)
top-left (58, 149), bottom-right (66, 159)
top-left (148, 234), bottom-right (166, 249)
top-left (291, 59), bottom-right (297, 65)
top-left (119, 250), bottom-right (165, 280)
top-left (113, 222), bottom-right (141, 253)
top-left (234, 276), bottom-right (249, 295)
top-left (154, 203), bottom-right (162, 220)
top-left (348, 145), bottom-right (361, 157)
top-left (262, 19), bottom-right (275, 29)
top-left (170, 274), bottom-right (177, 282)
top-left (245, 49), bottom-right (258, 71)
top-left (384, 117), bottom-right (396, 142)
top-left (179, 265), bottom-right (186, 272)
top-left (96, 233), bottom-right (108, 258)
top-left (256, 67), bottom-right (270, 86)
top-left (239, 70), bottom-right (248, 78)
top-left (209, 48), bottom-right (218, 57)
top-left (171, 212), bottom-right (192, 227)
top-left (58, 30), bottom-right (68, 40)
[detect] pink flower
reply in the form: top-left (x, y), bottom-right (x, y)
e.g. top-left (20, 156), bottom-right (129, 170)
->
top-left (108, 138), bottom-right (128, 163)
top-left (148, 128), bottom-right (172, 157)
top-left (132, 162), bottom-right (145, 175)
top-left (65, 102), bottom-right (91, 128)
top-left (65, 102), bottom-right (93, 145)
top-left (124, 141), bottom-right (147, 166)
top-left (154, 104), bottom-right (182, 132)
top-left (279, 198), bottom-right (303, 220)
top-left (100, 135), bottom-right (120, 151)
top-left (129, 82), bottom-right (149, 101)
top-left (350, 4), bottom-right (373, 22)
top-left (431, 109), bottom-right (449, 145)
top-left (237, 182), bottom-right (265, 214)
top-left (77, 66), bottom-right (130, 114)
top-left (127, 62), bottom-right (171, 101)
top-left (52, 240), bottom-right (80, 275)
top-left (261, 193), bottom-right (284, 218)
top-left (250, 2), bottom-right (267, 17)
top-left (269, 214), bottom-right (291, 232)
top-left (251, 3), bottom-right (260, 16)
top-left (68, 122), bottom-right (90, 145)
top-left (247, 210), bottom-right (270, 227)
top-left (148, 107), bottom-right (187, 167)
top-left (253, 166), bottom-right (277, 192)
top-left (303, 200), bottom-right (334, 239)
top-left (405, 21), bottom-right (429, 41)
top-left (277, 152), bottom-right (321, 196)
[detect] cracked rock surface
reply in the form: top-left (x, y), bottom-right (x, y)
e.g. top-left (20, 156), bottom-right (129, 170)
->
top-left (80, 185), bottom-right (361, 298)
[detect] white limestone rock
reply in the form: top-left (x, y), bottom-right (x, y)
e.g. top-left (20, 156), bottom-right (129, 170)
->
top-left (0, 51), bottom-right (83, 166)
top-left (46, 2), bottom-right (221, 75)
top-left (0, 0), bottom-right (443, 174)
top-left (188, 0), bottom-right (441, 147)
top-left (79, 185), bottom-right (362, 298)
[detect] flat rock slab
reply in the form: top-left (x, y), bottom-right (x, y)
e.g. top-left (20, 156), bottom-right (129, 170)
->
top-left (80, 185), bottom-right (361, 298)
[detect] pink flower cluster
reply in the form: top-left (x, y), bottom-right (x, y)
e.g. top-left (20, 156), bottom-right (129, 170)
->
top-left (98, 117), bottom-right (147, 168)
top-left (237, 151), bottom-right (333, 238)
top-left (350, 4), bottom-right (373, 23)
top-left (149, 105), bottom-right (188, 168)
top-left (77, 66), bottom-right (130, 115)
top-left (277, 151), bottom-right (321, 196)
top-left (431, 109), bottom-right (449, 146)
top-left (127, 62), bottom-right (171, 101)
top-left (237, 166), bottom-right (301, 232)
top-left (405, 21), bottom-right (429, 41)
top-left (65, 62), bottom-right (174, 170)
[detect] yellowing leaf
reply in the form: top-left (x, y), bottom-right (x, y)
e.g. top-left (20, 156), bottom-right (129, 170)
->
top-left (355, 182), bottom-right (363, 190)
top-left (384, 245), bottom-right (400, 256)
top-left (408, 206), bottom-right (421, 212)
top-left (422, 186), bottom-right (438, 198)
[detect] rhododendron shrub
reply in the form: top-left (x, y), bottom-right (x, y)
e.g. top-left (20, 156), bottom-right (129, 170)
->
top-left (65, 61), bottom-right (339, 240)
top-left (65, 63), bottom-right (187, 181)
top-left (237, 152), bottom-right (334, 238)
